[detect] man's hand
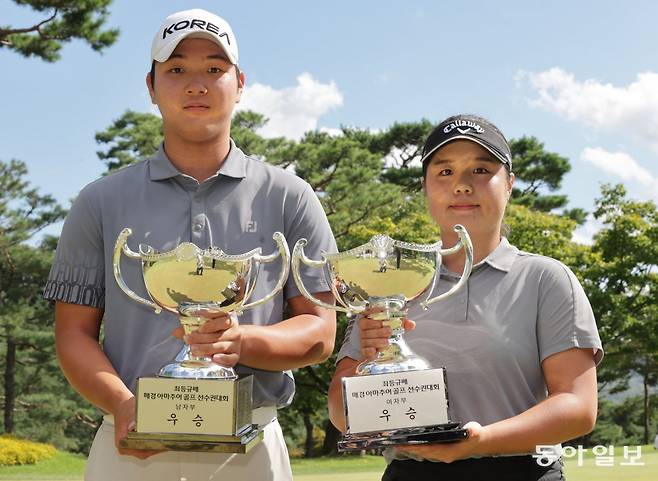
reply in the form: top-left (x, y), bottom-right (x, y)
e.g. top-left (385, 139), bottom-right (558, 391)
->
top-left (173, 312), bottom-right (242, 367)
top-left (113, 396), bottom-right (162, 459)
top-left (358, 309), bottom-right (416, 359)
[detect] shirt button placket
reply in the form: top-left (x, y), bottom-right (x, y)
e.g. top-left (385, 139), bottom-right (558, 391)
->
top-left (191, 194), bottom-right (205, 243)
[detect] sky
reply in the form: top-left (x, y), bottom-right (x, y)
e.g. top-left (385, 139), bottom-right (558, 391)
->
top-left (2, 0), bottom-right (658, 244)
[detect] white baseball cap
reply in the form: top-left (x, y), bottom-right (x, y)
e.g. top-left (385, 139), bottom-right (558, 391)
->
top-left (151, 9), bottom-right (239, 64)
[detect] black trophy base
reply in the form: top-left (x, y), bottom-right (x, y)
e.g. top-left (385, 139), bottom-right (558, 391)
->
top-left (338, 422), bottom-right (468, 452)
top-left (120, 424), bottom-right (262, 453)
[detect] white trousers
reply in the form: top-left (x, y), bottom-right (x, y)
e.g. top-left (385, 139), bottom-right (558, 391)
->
top-left (84, 407), bottom-right (292, 481)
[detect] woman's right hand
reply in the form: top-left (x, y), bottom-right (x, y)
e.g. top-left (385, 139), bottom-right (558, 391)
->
top-left (358, 309), bottom-right (415, 359)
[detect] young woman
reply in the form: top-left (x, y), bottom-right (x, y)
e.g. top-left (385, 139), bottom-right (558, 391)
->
top-left (328, 114), bottom-right (603, 481)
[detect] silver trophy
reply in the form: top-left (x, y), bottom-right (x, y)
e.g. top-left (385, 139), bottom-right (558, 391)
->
top-left (113, 228), bottom-right (289, 453)
top-left (292, 225), bottom-right (473, 451)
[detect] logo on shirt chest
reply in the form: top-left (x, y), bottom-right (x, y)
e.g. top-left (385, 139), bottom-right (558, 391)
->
top-left (246, 221), bottom-right (257, 233)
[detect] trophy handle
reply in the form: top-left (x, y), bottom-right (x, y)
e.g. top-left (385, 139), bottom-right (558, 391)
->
top-left (113, 228), bottom-right (162, 314)
top-left (240, 232), bottom-right (291, 311)
top-left (421, 224), bottom-right (473, 310)
top-left (292, 239), bottom-right (348, 313)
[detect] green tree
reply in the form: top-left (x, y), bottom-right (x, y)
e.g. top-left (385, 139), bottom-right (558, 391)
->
top-left (505, 203), bottom-right (580, 262)
top-left (95, 110), bottom-right (163, 173)
top-left (0, 0), bottom-right (118, 62)
top-left (584, 184), bottom-right (658, 445)
top-left (1, 239), bottom-right (99, 451)
top-left (353, 120), bottom-right (434, 191)
top-left (0, 159), bottom-right (66, 251)
top-left (508, 137), bottom-right (570, 212)
top-left (0, 159), bottom-right (67, 440)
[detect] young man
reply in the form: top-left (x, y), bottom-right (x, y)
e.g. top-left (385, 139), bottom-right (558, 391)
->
top-left (44, 9), bottom-right (336, 481)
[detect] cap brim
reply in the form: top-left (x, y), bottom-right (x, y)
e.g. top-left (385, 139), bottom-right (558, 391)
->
top-left (152, 31), bottom-right (237, 64)
top-left (420, 135), bottom-right (511, 168)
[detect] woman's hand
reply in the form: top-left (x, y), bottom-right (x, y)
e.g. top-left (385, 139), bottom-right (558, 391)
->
top-left (358, 308), bottom-right (416, 359)
top-left (397, 421), bottom-right (488, 463)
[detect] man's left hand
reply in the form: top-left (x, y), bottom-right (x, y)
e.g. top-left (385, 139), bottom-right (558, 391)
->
top-left (172, 312), bottom-right (242, 367)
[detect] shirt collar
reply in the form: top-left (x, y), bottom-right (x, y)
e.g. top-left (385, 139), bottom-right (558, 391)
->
top-left (439, 237), bottom-right (518, 277)
top-left (148, 139), bottom-right (247, 181)
top-left (481, 237), bottom-right (518, 273)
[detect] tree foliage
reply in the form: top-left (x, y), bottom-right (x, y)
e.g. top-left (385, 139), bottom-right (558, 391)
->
top-left (0, 159), bottom-right (66, 250)
top-left (0, 161), bottom-right (98, 451)
top-left (0, 0), bottom-right (118, 62)
top-left (584, 184), bottom-right (658, 444)
top-left (95, 111), bottom-right (163, 173)
top-left (1, 240), bottom-right (99, 451)
top-left (508, 136), bottom-right (571, 212)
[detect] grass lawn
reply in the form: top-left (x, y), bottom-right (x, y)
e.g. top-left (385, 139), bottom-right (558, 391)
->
top-left (1, 446), bottom-right (656, 480)
top-left (563, 444), bottom-right (657, 481)
top-left (292, 455), bottom-right (385, 480)
top-left (0, 450), bottom-right (86, 480)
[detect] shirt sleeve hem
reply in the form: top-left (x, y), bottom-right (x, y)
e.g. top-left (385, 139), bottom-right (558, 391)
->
top-left (43, 280), bottom-right (105, 309)
top-left (540, 339), bottom-right (604, 366)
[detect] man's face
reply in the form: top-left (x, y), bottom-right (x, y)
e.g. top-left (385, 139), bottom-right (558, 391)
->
top-left (146, 37), bottom-right (244, 142)
top-left (423, 140), bottom-right (514, 239)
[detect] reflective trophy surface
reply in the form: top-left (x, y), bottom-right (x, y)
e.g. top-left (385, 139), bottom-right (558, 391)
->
top-left (113, 228), bottom-right (289, 453)
top-left (292, 225), bottom-right (473, 451)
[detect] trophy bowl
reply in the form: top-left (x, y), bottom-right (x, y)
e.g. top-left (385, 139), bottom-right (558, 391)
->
top-left (293, 226), bottom-right (473, 375)
top-left (114, 228), bottom-right (289, 379)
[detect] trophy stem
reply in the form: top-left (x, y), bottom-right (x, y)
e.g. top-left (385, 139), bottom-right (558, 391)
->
top-left (180, 316), bottom-right (213, 366)
top-left (158, 317), bottom-right (238, 380)
top-left (355, 298), bottom-right (430, 375)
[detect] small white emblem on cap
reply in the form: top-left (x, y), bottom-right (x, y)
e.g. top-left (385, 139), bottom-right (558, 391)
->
top-left (444, 120), bottom-right (485, 135)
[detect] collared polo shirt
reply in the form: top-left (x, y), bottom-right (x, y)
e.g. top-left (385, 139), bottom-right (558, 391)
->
top-left (44, 140), bottom-right (337, 407)
top-left (338, 238), bottom-right (603, 451)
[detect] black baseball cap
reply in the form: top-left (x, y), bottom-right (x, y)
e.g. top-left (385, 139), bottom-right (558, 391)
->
top-left (420, 114), bottom-right (513, 175)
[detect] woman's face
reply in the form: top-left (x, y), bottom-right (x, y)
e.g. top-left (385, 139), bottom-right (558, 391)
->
top-left (423, 140), bottom-right (514, 240)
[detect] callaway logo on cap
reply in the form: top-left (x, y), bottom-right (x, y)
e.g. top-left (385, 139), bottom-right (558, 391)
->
top-left (151, 9), bottom-right (239, 64)
top-left (421, 114), bottom-right (513, 172)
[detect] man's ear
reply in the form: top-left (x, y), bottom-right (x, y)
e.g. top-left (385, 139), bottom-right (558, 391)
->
top-left (146, 72), bottom-right (156, 103)
top-left (235, 69), bottom-right (246, 103)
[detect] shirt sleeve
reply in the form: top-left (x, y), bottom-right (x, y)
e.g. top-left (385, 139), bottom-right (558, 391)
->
top-left (336, 315), bottom-right (362, 362)
top-left (283, 181), bottom-right (337, 299)
top-left (536, 259), bottom-right (603, 365)
top-left (42, 184), bottom-right (105, 309)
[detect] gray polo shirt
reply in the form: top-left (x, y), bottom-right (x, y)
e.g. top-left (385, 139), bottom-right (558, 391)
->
top-left (44, 140), bottom-right (337, 408)
top-left (338, 238), bottom-right (603, 458)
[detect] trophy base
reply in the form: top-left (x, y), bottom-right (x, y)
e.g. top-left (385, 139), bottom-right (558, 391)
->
top-left (337, 423), bottom-right (468, 452)
top-left (135, 376), bottom-right (253, 437)
top-left (120, 424), bottom-right (263, 453)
